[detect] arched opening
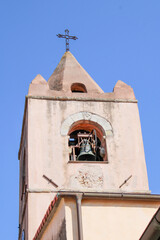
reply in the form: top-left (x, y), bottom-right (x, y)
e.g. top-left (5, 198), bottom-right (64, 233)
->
top-left (68, 120), bottom-right (107, 162)
top-left (71, 83), bottom-right (87, 93)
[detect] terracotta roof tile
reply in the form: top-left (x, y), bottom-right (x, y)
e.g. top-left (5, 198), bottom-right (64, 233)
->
top-left (33, 194), bottom-right (59, 240)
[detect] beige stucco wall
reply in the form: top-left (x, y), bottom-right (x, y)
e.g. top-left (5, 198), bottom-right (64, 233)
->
top-left (65, 198), bottom-right (159, 240)
top-left (25, 96), bottom-right (149, 238)
top-left (18, 53), bottom-right (152, 240)
top-left (27, 193), bottom-right (55, 240)
top-left (28, 98), bottom-right (148, 192)
top-left (41, 199), bottom-right (66, 240)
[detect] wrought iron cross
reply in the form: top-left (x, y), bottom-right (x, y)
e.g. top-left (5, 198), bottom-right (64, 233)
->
top-left (57, 29), bottom-right (78, 52)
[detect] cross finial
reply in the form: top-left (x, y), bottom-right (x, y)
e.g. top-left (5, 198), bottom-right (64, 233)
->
top-left (57, 29), bottom-right (78, 52)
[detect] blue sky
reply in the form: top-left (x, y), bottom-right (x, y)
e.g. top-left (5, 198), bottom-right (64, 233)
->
top-left (0, 0), bottom-right (160, 239)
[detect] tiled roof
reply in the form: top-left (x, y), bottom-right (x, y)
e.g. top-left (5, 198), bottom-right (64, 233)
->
top-left (33, 194), bottom-right (59, 240)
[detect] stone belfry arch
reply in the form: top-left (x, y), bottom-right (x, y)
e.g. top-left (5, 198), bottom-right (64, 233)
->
top-left (18, 52), bottom-right (160, 240)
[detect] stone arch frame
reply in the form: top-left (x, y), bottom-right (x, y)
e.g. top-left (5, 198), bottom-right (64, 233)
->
top-left (60, 111), bottom-right (113, 137)
top-left (61, 112), bottom-right (113, 162)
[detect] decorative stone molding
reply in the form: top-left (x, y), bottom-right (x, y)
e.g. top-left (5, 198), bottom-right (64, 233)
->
top-left (60, 111), bottom-right (113, 136)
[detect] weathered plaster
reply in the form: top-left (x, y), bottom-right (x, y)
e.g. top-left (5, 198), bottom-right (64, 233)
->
top-left (19, 51), bottom-right (149, 240)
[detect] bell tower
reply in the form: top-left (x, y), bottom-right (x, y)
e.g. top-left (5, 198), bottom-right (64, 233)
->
top-left (18, 51), bottom-right (151, 240)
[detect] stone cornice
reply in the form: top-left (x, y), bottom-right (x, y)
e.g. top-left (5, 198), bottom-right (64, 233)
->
top-left (26, 95), bottom-right (138, 103)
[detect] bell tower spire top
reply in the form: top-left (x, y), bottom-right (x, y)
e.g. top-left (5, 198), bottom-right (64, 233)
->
top-left (57, 29), bottom-right (78, 52)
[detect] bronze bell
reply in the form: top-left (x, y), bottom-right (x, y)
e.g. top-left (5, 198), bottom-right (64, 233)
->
top-left (77, 139), bottom-right (95, 161)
